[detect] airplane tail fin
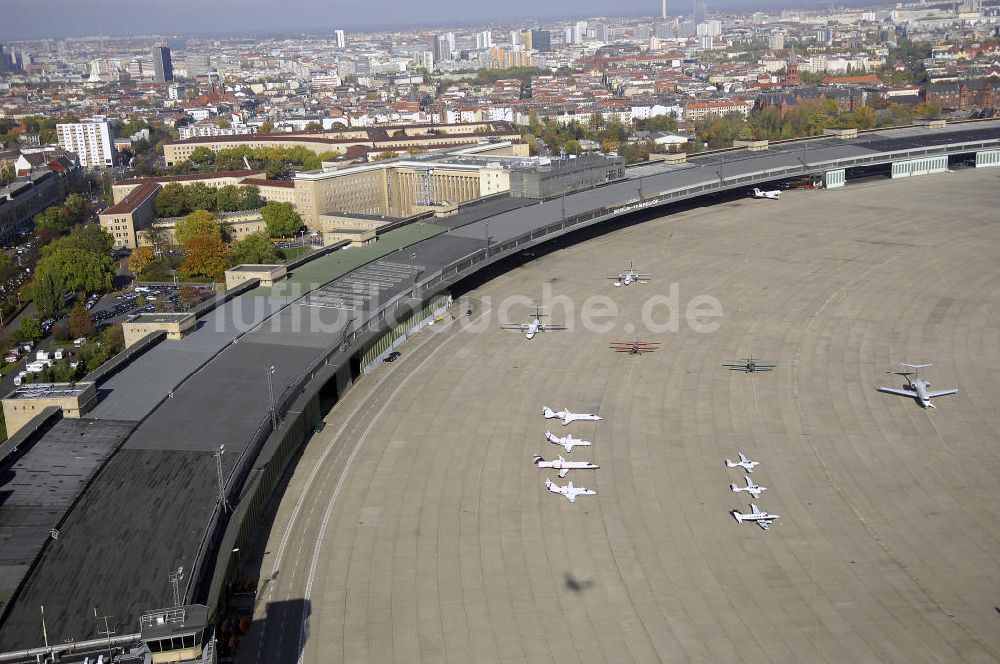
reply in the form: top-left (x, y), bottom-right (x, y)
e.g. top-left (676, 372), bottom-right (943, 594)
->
top-left (532, 455), bottom-right (544, 465)
top-left (731, 510), bottom-right (743, 523)
top-left (901, 363), bottom-right (933, 369)
top-left (725, 459), bottom-right (736, 468)
top-left (730, 483), bottom-right (739, 492)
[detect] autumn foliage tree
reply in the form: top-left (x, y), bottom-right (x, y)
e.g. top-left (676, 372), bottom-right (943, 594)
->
top-left (128, 246), bottom-right (155, 274)
top-left (175, 210), bottom-right (222, 246)
top-left (181, 236), bottom-right (229, 279)
top-left (68, 304), bottom-right (95, 339)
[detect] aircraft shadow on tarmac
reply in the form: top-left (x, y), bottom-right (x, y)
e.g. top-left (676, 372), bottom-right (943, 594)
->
top-left (564, 573), bottom-right (595, 593)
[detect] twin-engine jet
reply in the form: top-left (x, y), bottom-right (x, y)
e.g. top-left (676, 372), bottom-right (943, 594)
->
top-left (545, 431), bottom-right (592, 453)
top-left (533, 455), bottom-right (599, 478)
top-left (751, 187), bottom-right (781, 200)
top-left (730, 475), bottom-right (766, 499)
top-left (731, 503), bottom-right (780, 530)
top-left (545, 478), bottom-right (597, 503)
top-left (725, 453), bottom-right (759, 473)
top-left (501, 305), bottom-right (566, 340)
top-left (877, 363), bottom-right (958, 409)
top-left (608, 261), bottom-right (651, 287)
top-left (542, 406), bottom-right (602, 426)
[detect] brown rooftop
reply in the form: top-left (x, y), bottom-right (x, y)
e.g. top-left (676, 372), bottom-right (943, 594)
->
top-left (102, 181), bottom-right (161, 215)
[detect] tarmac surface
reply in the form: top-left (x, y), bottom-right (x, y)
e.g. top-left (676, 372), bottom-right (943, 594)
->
top-left (246, 168), bottom-right (1000, 663)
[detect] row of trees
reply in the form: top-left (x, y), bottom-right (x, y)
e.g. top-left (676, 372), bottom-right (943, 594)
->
top-left (695, 97), bottom-right (945, 149)
top-left (520, 110), bottom-right (680, 162)
top-left (154, 183), bottom-right (263, 218)
top-left (175, 144), bottom-right (340, 178)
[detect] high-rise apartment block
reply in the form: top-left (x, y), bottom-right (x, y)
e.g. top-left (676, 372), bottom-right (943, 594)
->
top-left (530, 29), bottom-right (551, 52)
top-left (56, 118), bottom-right (115, 168)
top-left (694, 0), bottom-right (708, 25)
top-left (152, 46), bottom-right (173, 83)
top-left (335, 30), bottom-right (346, 48)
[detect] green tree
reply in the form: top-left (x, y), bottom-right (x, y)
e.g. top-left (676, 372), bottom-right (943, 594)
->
top-left (18, 317), bottom-right (43, 342)
top-left (32, 248), bottom-right (115, 315)
top-left (239, 186), bottom-right (262, 210)
top-left (155, 182), bottom-right (191, 218)
top-left (68, 304), bottom-right (95, 338)
top-left (305, 121), bottom-right (323, 131)
top-left (145, 224), bottom-right (168, 252)
top-left (259, 120), bottom-right (274, 135)
top-left (215, 184), bottom-right (243, 212)
top-left (177, 285), bottom-right (200, 309)
top-left (261, 202), bottom-right (301, 237)
top-left (188, 146), bottom-right (216, 166)
top-left (44, 224), bottom-right (114, 256)
top-left (185, 183), bottom-right (217, 211)
top-left (34, 206), bottom-right (72, 235)
top-left (175, 210), bottom-right (222, 246)
top-left (230, 232), bottom-right (279, 264)
top-left (63, 193), bottom-right (91, 225)
top-left (182, 236), bottom-right (230, 278)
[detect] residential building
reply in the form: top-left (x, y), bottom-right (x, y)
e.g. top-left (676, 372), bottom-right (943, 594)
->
top-left (334, 30), bottom-right (346, 48)
top-left (56, 119), bottom-right (115, 168)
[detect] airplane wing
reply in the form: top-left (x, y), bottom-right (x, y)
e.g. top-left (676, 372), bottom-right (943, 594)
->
top-left (926, 388), bottom-right (959, 398)
top-left (541, 324), bottom-right (567, 330)
top-left (558, 468), bottom-right (569, 478)
top-left (750, 503), bottom-right (761, 514)
top-left (566, 493), bottom-right (576, 503)
top-left (877, 386), bottom-right (920, 398)
top-left (758, 520), bottom-right (770, 530)
top-left (500, 324), bottom-right (528, 330)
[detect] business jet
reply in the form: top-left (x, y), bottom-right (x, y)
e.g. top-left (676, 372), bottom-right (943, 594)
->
top-left (544, 478), bottom-right (597, 503)
top-left (545, 431), bottom-right (592, 453)
top-left (607, 260), bottom-right (651, 287)
top-left (877, 363), bottom-right (958, 409)
top-left (730, 475), bottom-right (766, 499)
top-left (500, 305), bottom-right (566, 340)
top-left (751, 187), bottom-right (781, 200)
top-left (542, 406), bottom-right (602, 425)
top-left (725, 453), bottom-right (759, 473)
top-left (731, 503), bottom-right (780, 530)
top-left (533, 455), bottom-right (599, 478)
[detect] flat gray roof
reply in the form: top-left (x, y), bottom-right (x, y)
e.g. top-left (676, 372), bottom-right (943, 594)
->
top-left (127, 313), bottom-right (194, 324)
top-left (229, 264), bottom-right (284, 272)
top-left (5, 383), bottom-right (91, 400)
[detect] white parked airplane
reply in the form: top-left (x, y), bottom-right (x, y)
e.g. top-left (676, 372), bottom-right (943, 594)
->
top-left (730, 475), bottom-right (766, 499)
top-left (545, 431), bottom-right (592, 453)
top-left (533, 455), bottom-right (599, 478)
top-left (542, 406), bottom-right (603, 426)
top-left (725, 452), bottom-right (759, 473)
top-left (607, 260), bottom-right (651, 287)
top-left (500, 305), bottom-right (566, 340)
top-left (544, 478), bottom-right (597, 503)
top-left (731, 503), bottom-right (780, 530)
top-left (877, 363), bottom-right (958, 409)
top-left (751, 187), bottom-right (781, 200)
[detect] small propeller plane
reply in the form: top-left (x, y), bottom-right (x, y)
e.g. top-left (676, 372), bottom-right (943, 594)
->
top-left (542, 406), bottom-right (602, 426)
top-left (725, 453), bottom-right (759, 473)
top-left (877, 363), bottom-right (958, 409)
top-left (730, 475), bottom-right (766, 499)
top-left (545, 431), bottom-right (592, 453)
top-left (609, 339), bottom-right (661, 356)
top-left (545, 478), bottom-right (597, 503)
top-left (533, 455), bottom-right (599, 478)
top-left (751, 187), bottom-right (781, 200)
top-left (607, 261), bottom-right (651, 287)
top-left (731, 503), bottom-right (780, 530)
top-left (723, 356), bottom-right (777, 373)
top-left (500, 305), bottom-right (566, 340)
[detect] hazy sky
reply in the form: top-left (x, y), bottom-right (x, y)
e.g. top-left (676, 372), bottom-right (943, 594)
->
top-left (2, 0), bottom-right (855, 41)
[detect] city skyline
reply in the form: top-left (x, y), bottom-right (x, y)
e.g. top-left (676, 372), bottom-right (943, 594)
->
top-left (2, 0), bottom-right (871, 41)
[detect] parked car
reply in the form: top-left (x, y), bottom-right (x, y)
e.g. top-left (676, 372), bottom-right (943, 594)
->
top-left (383, 351), bottom-right (402, 363)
